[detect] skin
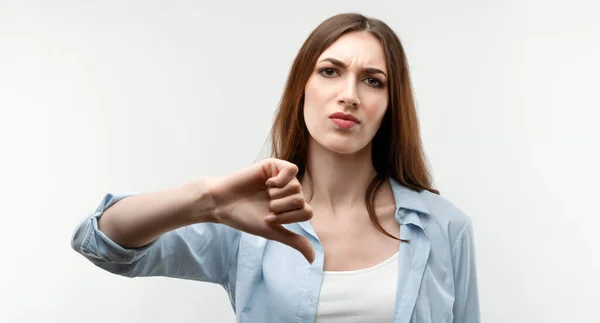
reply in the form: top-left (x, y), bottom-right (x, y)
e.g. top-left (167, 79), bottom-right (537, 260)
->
top-left (93, 32), bottom-right (402, 268)
top-left (300, 31), bottom-right (401, 271)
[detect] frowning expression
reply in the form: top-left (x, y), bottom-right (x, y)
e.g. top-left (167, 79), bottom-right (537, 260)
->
top-left (303, 31), bottom-right (389, 155)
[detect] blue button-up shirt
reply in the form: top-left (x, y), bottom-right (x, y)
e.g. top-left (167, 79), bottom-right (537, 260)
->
top-left (71, 177), bottom-right (480, 323)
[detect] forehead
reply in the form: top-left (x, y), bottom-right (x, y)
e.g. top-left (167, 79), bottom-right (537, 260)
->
top-left (317, 31), bottom-right (387, 70)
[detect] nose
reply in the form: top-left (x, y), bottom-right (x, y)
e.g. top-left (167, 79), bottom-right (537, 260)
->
top-left (337, 79), bottom-right (360, 108)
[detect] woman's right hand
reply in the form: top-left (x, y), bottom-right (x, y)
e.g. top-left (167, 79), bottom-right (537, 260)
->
top-left (205, 158), bottom-right (315, 264)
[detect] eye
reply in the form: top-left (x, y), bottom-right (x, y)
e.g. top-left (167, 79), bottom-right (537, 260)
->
top-left (364, 77), bottom-right (384, 88)
top-left (319, 68), bottom-right (338, 77)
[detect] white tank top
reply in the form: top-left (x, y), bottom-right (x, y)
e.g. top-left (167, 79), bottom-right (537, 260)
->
top-left (315, 251), bottom-right (399, 322)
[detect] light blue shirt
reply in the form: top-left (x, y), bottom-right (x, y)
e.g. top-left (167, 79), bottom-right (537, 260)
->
top-left (71, 177), bottom-right (480, 323)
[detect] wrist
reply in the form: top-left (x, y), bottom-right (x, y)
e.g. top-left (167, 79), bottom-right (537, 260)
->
top-left (186, 177), bottom-right (220, 224)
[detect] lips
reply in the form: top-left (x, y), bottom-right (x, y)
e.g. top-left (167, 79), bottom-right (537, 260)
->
top-left (330, 118), bottom-right (358, 129)
top-left (328, 112), bottom-right (360, 123)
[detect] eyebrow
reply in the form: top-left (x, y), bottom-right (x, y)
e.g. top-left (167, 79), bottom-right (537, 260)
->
top-left (319, 57), bottom-right (387, 78)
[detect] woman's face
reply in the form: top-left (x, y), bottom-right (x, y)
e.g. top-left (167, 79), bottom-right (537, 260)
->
top-left (303, 31), bottom-right (389, 155)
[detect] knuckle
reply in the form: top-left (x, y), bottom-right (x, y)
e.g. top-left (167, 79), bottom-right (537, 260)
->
top-left (293, 195), bottom-right (304, 207)
top-left (268, 186), bottom-right (278, 197)
top-left (304, 207), bottom-right (314, 219)
top-left (269, 200), bottom-right (278, 211)
top-left (291, 181), bottom-right (302, 193)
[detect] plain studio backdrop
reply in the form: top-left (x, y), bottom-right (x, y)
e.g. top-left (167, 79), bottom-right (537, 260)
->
top-left (1, 1), bottom-right (599, 322)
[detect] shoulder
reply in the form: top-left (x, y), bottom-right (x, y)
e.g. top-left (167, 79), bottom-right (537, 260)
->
top-left (388, 177), bottom-right (474, 248)
top-left (417, 190), bottom-right (473, 249)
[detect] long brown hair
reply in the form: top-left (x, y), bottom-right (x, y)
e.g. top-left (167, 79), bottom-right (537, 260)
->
top-left (264, 13), bottom-right (439, 241)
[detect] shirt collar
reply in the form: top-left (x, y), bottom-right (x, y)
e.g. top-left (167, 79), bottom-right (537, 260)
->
top-left (388, 177), bottom-right (431, 219)
top-left (298, 177), bottom-right (432, 240)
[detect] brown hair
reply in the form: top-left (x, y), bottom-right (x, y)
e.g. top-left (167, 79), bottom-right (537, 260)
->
top-left (264, 13), bottom-right (439, 241)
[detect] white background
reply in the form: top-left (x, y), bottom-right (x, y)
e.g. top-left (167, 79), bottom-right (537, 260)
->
top-left (1, 1), bottom-right (599, 322)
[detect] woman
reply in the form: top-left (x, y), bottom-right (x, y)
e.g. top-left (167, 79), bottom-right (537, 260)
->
top-left (71, 13), bottom-right (480, 323)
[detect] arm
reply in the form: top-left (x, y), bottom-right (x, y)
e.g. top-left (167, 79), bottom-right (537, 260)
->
top-left (451, 218), bottom-right (481, 323)
top-left (70, 177), bottom-right (241, 284)
top-left (96, 177), bottom-right (218, 248)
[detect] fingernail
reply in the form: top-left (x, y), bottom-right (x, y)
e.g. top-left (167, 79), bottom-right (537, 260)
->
top-left (264, 215), bottom-right (276, 222)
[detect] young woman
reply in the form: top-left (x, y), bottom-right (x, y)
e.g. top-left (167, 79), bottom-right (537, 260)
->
top-left (71, 13), bottom-right (481, 323)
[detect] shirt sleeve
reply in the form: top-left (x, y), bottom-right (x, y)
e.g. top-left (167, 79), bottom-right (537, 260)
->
top-left (70, 192), bottom-right (241, 285)
top-left (451, 218), bottom-right (481, 323)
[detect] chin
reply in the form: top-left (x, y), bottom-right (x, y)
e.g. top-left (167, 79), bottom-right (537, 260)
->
top-left (326, 145), bottom-right (357, 155)
top-left (313, 135), bottom-right (367, 155)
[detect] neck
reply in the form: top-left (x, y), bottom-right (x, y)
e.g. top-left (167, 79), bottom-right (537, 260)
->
top-left (299, 137), bottom-right (378, 215)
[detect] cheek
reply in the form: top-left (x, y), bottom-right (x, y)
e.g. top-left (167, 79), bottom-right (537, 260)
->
top-left (363, 96), bottom-right (388, 122)
top-left (304, 78), bottom-right (327, 107)
top-left (303, 79), bottom-right (329, 126)
top-left (303, 80), bottom-right (320, 126)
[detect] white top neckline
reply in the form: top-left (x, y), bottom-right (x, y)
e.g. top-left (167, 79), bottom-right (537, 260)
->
top-left (322, 251), bottom-right (399, 276)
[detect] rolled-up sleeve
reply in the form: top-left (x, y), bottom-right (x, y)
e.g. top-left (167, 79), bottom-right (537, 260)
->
top-left (451, 218), bottom-right (481, 323)
top-left (70, 192), bottom-right (241, 285)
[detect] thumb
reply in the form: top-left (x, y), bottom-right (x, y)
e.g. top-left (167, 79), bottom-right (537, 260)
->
top-left (269, 224), bottom-right (315, 264)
